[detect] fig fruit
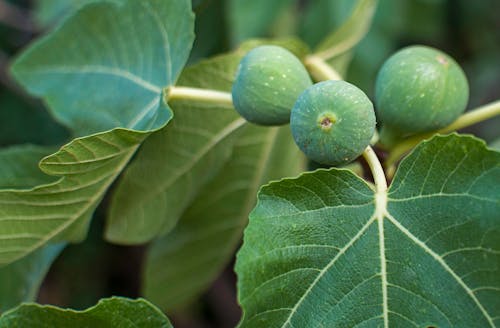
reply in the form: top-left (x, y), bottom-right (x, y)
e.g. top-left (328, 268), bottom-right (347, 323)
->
top-left (232, 45), bottom-right (312, 125)
top-left (291, 80), bottom-right (376, 165)
top-left (375, 45), bottom-right (469, 143)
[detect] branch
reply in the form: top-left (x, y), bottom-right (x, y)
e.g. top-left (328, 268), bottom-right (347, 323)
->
top-left (386, 99), bottom-right (500, 166)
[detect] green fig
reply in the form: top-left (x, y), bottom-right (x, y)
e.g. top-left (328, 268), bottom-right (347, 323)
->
top-left (232, 45), bottom-right (312, 125)
top-left (375, 45), bottom-right (469, 145)
top-left (291, 80), bottom-right (376, 165)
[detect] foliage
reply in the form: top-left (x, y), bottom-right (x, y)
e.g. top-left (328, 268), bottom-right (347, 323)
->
top-left (0, 0), bottom-right (498, 327)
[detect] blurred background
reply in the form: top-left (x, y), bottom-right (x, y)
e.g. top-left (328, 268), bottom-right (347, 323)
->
top-left (0, 0), bottom-right (499, 327)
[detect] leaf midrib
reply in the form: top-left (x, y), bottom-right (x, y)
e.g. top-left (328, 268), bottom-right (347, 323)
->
top-left (278, 182), bottom-right (495, 327)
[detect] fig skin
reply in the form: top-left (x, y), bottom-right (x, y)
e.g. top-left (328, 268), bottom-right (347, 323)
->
top-left (290, 80), bottom-right (376, 166)
top-left (375, 45), bottom-right (469, 141)
top-left (232, 45), bottom-right (312, 126)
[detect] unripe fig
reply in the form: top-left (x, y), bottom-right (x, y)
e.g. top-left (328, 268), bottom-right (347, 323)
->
top-left (375, 45), bottom-right (469, 141)
top-left (291, 80), bottom-right (376, 165)
top-left (232, 45), bottom-right (313, 125)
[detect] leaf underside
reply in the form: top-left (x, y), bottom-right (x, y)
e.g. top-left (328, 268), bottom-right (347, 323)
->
top-left (106, 38), bottom-right (310, 244)
top-left (236, 134), bottom-right (500, 327)
top-left (0, 0), bottom-right (194, 266)
top-left (126, 38), bottom-right (307, 309)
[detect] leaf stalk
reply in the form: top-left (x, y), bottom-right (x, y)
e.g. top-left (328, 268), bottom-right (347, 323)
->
top-left (166, 86), bottom-right (234, 107)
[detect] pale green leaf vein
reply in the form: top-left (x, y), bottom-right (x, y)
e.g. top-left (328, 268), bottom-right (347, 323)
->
top-left (385, 212), bottom-right (495, 327)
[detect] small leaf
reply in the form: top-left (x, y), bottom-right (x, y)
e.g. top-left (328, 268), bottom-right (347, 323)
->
top-left (0, 297), bottom-right (172, 327)
top-left (298, 0), bottom-right (356, 48)
top-left (315, 0), bottom-right (378, 60)
top-left (106, 38), bottom-right (309, 244)
top-left (143, 125), bottom-right (305, 310)
top-left (236, 134), bottom-right (500, 327)
top-left (226, 0), bottom-right (295, 46)
top-left (0, 0), bottom-right (195, 266)
top-left (0, 243), bottom-right (64, 313)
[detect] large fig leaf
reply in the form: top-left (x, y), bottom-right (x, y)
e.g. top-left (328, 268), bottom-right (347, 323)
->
top-left (0, 146), bottom-right (65, 312)
top-left (0, 297), bottom-right (172, 327)
top-left (236, 134), bottom-right (500, 327)
top-left (0, 0), bottom-right (194, 266)
top-left (143, 124), bottom-right (305, 311)
top-left (106, 38), bottom-right (310, 244)
top-left (12, 0), bottom-right (192, 136)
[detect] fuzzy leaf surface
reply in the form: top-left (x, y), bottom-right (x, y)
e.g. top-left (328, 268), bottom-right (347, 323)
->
top-left (0, 0), bottom-right (194, 266)
top-left (0, 297), bottom-right (172, 328)
top-left (236, 134), bottom-right (500, 327)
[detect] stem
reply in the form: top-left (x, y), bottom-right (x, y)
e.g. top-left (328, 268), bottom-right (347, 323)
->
top-left (362, 146), bottom-right (387, 193)
top-left (386, 99), bottom-right (500, 167)
top-left (166, 86), bottom-right (233, 107)
top-left (304, 55), bottom-right (342, 81)
top-left (370, 130), bottom-right (380, 145)
top-left (438, 100), bottom-right (500, 133)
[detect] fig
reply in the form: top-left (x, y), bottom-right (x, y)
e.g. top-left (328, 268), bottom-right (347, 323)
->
top-left (232, 45), bottom-right (312, 125)
top-left (375, 45), bottom-right (469, 143)
top-left (290, 80), bottom-right (376, 165)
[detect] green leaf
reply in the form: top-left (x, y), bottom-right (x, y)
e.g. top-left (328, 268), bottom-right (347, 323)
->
top-left (105, 50), bottom-right (243, 244)
top-left (143, 124), bottom-right (305, 311)
top-left (226, 0), bottom-right (295, 46)
top-left (236, 134), bottom-right (500, 327)
top-left (106, 38), bottom-right (309, 244)
top-left (12, 0), bottom-right (193, 136)
top-left (298, 0), bottom-right (356, 49)
top-left (33, 0), bottom-right (106, 28)
top-left (0, 0), bottom-right (194, 266)
top-left (0, 297), bottom-right (172, 327)
top-left (0, 243), bottom-right (64, 313)
top-left (315, 0), bottom-right (378, 59)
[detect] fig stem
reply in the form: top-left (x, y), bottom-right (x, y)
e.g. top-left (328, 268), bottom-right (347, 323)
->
top-left (304, 55), bottom-right (342, 81)
top-left (370, 130), bottom-right (380, 145)
top-left (362, 146), bottom-right (387, 193)
top-left (362, 145), bottom-right (389, 328)
top-left (166, 86), bottom-right (233, 107)
top-left (386, 99), bottom-right (500, 167)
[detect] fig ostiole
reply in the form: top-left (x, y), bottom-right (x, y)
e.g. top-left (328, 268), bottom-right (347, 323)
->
top-left (290, 80), bottom-right (376, 166)
top-left (231, 45), bottom-right (313, 126)
top-left (375, 45), bottom-right (469, 146)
